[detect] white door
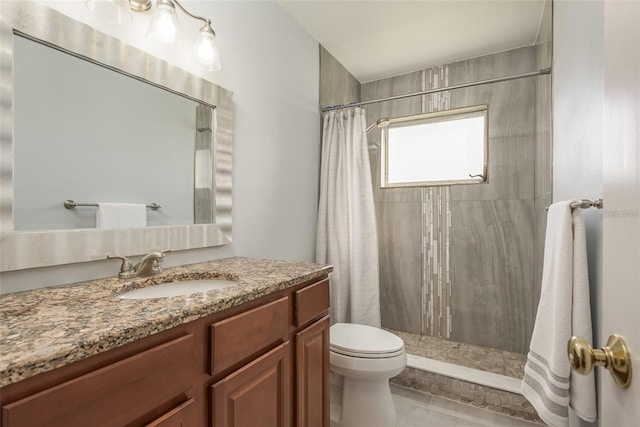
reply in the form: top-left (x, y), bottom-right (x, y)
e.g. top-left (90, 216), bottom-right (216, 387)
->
top-left (600, 1), bottom-right (640, 425)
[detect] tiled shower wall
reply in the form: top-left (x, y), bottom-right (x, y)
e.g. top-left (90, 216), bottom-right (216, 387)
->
top-left (319, 46), bottom-right (360, 109)
top-left (363, 45), bottom-right (551, 354)
top-left (319, 26), bottom-right (552, 354)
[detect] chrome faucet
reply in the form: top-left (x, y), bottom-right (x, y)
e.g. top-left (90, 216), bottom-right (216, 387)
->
top-left (107, 250), bottom-right (171, 279)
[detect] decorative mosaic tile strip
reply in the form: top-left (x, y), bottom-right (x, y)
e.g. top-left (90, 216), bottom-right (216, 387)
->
top-left (421, 188), bottom-right (429, 334)
top-left (421, 66), bottom-right (452, 338)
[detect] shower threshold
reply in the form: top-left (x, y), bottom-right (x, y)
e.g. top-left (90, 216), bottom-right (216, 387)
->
top-left (407, 354), bottom-right (522, 394)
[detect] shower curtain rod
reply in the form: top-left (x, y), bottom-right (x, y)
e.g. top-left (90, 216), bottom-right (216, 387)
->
top-left (321, 68), bottom-right (551, 113)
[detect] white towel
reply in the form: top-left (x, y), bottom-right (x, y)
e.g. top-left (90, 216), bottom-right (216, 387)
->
top-left (521, 200), bottom-right (596, 426)
top-left (96, 203), bottom-right (147, 229)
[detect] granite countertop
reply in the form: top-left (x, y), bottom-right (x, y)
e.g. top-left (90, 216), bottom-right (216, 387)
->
top-left (0, 257), bottom-right (332, 387)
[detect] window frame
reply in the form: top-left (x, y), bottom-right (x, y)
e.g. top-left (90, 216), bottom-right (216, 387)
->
top-left (380, 104), bottom-right (489, 188)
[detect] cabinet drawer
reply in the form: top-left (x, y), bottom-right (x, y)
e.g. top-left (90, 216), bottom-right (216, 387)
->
top-left (210, 297), bottom-right (288, 376)
top-left (2, 334), bottom-right (194, 427)
top-left (145, 398), bottom-right (195, 427)
top-left (294, 278), bottom-right (329, 327)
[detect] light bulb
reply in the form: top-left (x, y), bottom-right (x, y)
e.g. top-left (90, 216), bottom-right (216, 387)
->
top-left (148, 0), bottom-right (178, 44)
top-left (194, 24), bottom-right (221, 71)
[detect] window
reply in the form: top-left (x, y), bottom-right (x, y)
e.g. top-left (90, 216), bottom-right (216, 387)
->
top-left (380, 105), bottom-right (488, 188)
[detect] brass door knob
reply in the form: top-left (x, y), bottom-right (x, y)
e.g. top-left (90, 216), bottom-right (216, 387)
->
top-left (568, 334), bottom-right (632, 388)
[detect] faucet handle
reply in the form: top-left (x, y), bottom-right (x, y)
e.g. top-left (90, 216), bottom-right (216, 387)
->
top-left (137, 249), bottom-right (170, 262)
top-left (107, 255), bottom-right (136, 279)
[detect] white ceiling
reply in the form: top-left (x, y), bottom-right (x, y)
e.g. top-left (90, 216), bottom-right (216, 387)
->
top-left (277, 0), bottom-right (547, 83)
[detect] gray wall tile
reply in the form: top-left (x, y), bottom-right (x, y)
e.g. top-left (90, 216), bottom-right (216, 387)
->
top-left (377, 201), bottom-right (423, 334)
top-left (447, 46), bottom-right (538, 85)
top-left (449, 199), bottom-right (535, 353)
top-left (319, 45), bottom-right (360, 107)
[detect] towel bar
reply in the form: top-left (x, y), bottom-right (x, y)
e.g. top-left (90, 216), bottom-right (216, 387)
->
top-left (64, 200), bottom-right (161, 211)
top-left (570, 199), bottom-right (603, 210)
top-left (545, 198), bottom-right (603, 211)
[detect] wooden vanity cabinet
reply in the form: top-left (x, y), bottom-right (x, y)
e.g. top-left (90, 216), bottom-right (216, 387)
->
top-left (0, 275), bottom-right (330, 427)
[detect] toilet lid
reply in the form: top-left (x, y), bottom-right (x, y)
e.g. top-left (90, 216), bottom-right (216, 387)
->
top-left (330, 323), bottom-right (404, 357)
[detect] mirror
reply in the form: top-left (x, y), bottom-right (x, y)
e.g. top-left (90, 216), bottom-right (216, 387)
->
top-left (0, 2), bottom-right (233, 271)
top-left (14, 34), bottom-right (212, 230)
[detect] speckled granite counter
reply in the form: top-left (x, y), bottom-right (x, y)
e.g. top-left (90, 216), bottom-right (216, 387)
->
top-left (0, 257), bottom-right (332, 387)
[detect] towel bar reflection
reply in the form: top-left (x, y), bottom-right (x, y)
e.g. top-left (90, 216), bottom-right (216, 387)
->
top-left (64, 200), bottom-right (161, 210)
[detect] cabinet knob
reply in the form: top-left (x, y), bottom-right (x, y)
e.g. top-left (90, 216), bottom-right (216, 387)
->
top-left (568, 334), bottom-right (632, 388)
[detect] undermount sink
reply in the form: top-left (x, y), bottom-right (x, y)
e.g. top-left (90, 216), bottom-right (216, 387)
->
top-left (118, 279), bottom-right (236, 300)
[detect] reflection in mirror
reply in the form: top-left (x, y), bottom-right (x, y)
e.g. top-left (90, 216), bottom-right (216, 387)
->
top-left (14, 34), bottom-right (215, 231)
top-left (195, 105), bottom-right (214, 224)
top-left (0, 2), bottom-right (233, 271)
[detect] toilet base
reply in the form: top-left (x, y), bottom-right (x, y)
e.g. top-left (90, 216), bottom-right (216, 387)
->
top-left (332, 374), bottom-right (397, 427)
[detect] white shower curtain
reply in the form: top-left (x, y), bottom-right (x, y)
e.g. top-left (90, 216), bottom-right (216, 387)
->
top-left (316, 108), bottom-right (381, 327)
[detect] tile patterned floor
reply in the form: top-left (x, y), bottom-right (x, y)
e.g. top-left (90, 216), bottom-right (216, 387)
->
top-left (389, 330), bottom-right (526, 378)
top-left (391, 384), bottom-right (542, 427)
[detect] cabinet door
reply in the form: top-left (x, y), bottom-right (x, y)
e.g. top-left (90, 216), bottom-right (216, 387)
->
top-left (296, 316), bottom-right (329, 427)
top-left (211, 342), bottom-right (291, 427)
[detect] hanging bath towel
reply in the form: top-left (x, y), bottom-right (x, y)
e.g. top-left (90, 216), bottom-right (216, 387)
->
top-left (96, 203), bottom-right (147, 228)
top-left (521, 200), bottom-right (596, 426)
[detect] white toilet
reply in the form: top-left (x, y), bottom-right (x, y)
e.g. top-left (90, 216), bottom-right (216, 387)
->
top-left (329, 323), bottom-right (407, 427)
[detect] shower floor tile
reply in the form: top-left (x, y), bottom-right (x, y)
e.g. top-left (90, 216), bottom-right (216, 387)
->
top-left (389, 330), bottom-right (526, 379)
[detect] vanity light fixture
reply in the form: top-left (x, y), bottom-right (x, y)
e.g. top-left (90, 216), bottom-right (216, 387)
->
top-left (86, 0), bottom-right (133, 24)
top-left (88, 0), bottom-right (222, 71)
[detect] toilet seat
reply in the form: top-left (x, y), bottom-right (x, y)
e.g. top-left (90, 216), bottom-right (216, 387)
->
top-left (330, 323), bottom-right (405, 359)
